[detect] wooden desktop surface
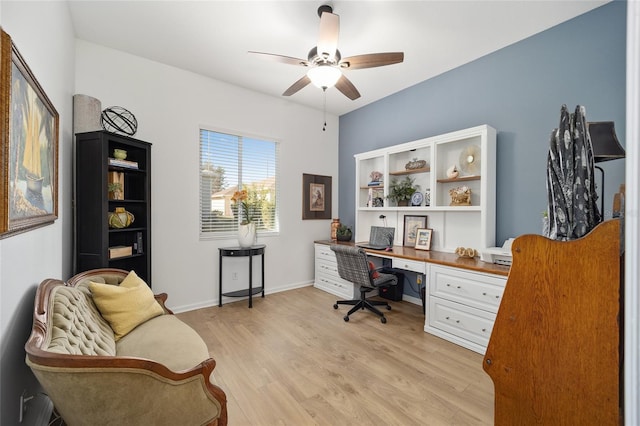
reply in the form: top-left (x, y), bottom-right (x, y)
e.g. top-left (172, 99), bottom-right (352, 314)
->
top-left (315, 240), bottom-right (510, 277)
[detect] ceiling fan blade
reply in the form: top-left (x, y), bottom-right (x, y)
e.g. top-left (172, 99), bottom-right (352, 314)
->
top-left (283, 75), bottom-right (312, 96)
top-left (335, 75), bottom-right (360, 100)
top-left (249, 51), bottom-right (308, 67)
top-left (317, 11), bottom-right (339, 61)
top-left (340, 52), bottom-right (404, 70)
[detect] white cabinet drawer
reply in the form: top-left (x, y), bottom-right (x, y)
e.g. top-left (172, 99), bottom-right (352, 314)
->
top-left (315, 244), bottom-right (337, 263)
top-left (316, 258), bottom-right (339, 276)
top-left (428, 296), bottom-right (496, 347)
top-left (429, 265), bottom-right (505, 312)
top-left (392, 258), bottom-right (425, 274)
top-left (315, 273), bottom-right (352, 299)
top-left (314, 244), bottom-right (353, 299)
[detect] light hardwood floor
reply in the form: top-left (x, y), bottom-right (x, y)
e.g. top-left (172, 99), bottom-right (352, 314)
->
top-left (177, 286), bottom-right (494, 426)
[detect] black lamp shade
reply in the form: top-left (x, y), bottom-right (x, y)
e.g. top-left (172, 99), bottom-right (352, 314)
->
top-left (588, 121), bottom-right (626, 163)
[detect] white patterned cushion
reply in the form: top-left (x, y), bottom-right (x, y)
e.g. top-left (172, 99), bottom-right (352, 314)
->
top-left (45, 285), bottom-right (116, 356)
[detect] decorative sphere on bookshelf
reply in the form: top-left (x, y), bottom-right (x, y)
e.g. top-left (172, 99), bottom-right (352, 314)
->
top-left (101, 106), bottom-right (138, 136)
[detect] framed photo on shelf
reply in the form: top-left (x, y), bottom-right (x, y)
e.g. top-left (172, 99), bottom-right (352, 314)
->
top-left (415, 228), bottom-right (433, 251)
top-left (302, 173), bottom-right (332, 220)
top-left (1, 30), bottom-right (59, 238)
top-left (403, 215), bottom-right (428, 246)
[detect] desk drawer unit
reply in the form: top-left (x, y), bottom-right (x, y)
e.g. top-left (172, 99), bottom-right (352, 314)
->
top-left (426, 264), bottom-right (506, 354)
top-left (314, 244), bottom-right (354, 299)
top-left (430, 266), bottom-right (505, 311)
top-left (392, 258), bottom-right (425, 274)
top-left (429, 297), bottom-right (496, 349)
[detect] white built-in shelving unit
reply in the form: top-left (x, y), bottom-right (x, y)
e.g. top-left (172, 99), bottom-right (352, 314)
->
top-left (354, 125), bottom-right (497, 252)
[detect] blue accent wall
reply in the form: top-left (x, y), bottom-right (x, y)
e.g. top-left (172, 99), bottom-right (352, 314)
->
top-left (339, 2), bottom-right (626, 245)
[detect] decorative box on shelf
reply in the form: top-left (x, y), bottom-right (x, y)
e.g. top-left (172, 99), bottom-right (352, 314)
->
top-left (108, 245), bottom-right (133, 259)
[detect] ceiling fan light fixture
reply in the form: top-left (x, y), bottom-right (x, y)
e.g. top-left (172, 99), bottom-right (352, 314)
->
top-left (307, 64), bottom-right (342, 89)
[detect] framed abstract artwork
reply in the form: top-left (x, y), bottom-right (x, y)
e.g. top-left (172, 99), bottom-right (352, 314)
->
top-left (1, 30), bottom-right (59, 238)
top-left (302, 173), bottom-right (331, 220)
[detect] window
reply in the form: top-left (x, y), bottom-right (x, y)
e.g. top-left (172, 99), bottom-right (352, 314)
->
top-left (199, 128), bottom-right (279, 239)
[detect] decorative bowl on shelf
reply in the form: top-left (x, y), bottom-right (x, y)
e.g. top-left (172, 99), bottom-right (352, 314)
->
top-left (405, 158), bottom-right (427, 170)
top-left (113, 149), bottom-right (127, 160)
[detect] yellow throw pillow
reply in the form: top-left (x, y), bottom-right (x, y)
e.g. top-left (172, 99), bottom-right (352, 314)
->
top-left (90, 271), bottom-right (164, 340)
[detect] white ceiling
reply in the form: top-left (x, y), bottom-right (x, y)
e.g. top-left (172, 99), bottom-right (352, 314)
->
top-left (67, 1), bottom-right (609, 116)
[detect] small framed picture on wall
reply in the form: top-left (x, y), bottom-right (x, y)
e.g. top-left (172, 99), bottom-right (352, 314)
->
top-left (302, 173), bottom-right (332, 220)
top-left (414, 228), bottom-right (433, 251)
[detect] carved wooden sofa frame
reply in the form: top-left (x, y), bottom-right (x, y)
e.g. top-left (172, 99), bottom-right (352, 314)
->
top-left (25, 268), bottom-right (228, 426)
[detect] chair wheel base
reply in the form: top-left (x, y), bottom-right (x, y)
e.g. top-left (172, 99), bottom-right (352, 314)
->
top-left (334, 297), bottom-right (391, 323)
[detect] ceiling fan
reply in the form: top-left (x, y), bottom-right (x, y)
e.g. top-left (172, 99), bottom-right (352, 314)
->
top-left (249, 5), bottom-right (404, 100)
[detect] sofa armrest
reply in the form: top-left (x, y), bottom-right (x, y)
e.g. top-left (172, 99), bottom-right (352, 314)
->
top-left (26, 354), bottom-right (227, 425)
top-left (154, 292), bottom-right (174, 314)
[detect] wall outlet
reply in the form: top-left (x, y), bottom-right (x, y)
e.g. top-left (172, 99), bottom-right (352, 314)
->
top-left (19, 392), bottom-right (32, 423)
top-left (232, 272), bottom-right (238, 280)
top-left (20, 393), bottom-right (53, 425)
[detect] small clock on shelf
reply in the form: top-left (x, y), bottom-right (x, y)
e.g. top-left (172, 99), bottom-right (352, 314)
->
top-left (411, 191), bottom-right (423, 207)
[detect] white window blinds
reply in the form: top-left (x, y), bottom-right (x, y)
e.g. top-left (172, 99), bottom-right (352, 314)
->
top-left (199, 128), bottom-right (279, 239)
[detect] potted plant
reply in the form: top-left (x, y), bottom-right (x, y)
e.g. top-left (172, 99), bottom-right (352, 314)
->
top-left (336, 224), bottom-right (353, 241)
top-left (108, 182), bottom-right (123, 200)
top-left (387, 176), bottom-right (418, 206)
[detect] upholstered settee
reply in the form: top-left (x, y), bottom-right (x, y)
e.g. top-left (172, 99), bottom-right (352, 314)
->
top-left (24, 268), bottom-right (227, 426)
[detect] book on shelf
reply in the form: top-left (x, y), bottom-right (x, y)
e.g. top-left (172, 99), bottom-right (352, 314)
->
top-left (136, 231), bottom-right (144, 254)
top-left (368, 181), bottom-right (382, 186)
top-left (108, 157), bottom-right (139, 169)
top-left (109, 245), bottom-right (133, 259)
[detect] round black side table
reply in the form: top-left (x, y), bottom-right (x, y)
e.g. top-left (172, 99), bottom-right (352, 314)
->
top-left (218, 244), bottom-right (265, 308)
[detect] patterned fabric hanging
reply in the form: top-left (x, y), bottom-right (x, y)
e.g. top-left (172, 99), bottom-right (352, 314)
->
top-left (545, 105), bottom-right (601, 240)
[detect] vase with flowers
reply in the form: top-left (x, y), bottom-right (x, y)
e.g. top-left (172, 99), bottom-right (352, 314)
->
top-left (231, 189), bottom-right (262, 247)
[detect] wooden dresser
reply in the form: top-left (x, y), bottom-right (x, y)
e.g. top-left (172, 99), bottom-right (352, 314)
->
top-left (483, 219), bottom-right (621, 424)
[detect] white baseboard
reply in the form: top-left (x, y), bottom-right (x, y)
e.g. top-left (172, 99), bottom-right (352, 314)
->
top-left (171, 281), bottom-right (423, 314)
top-left (171, 281), bottom-right (314, 313)
top-left (402, 294), bottom-right (423, 306)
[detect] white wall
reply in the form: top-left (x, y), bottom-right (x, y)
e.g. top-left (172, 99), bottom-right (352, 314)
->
top-left (625, 1), bottom-right (640, 422)
top-left (75, 40), bottom-right (340, 311)
top-left (0, 1), bottom-right (75, 423)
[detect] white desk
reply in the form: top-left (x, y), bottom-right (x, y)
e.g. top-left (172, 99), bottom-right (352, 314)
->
top-left (314, 241), bottom-right (509, 354)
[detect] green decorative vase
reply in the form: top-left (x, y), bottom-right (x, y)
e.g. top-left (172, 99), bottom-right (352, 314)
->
top-left (108, 207), bottom-right (135, 229)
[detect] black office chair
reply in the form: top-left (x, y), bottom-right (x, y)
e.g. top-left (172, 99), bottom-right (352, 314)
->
top-left (330, 245), bottom-right (398, 323)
